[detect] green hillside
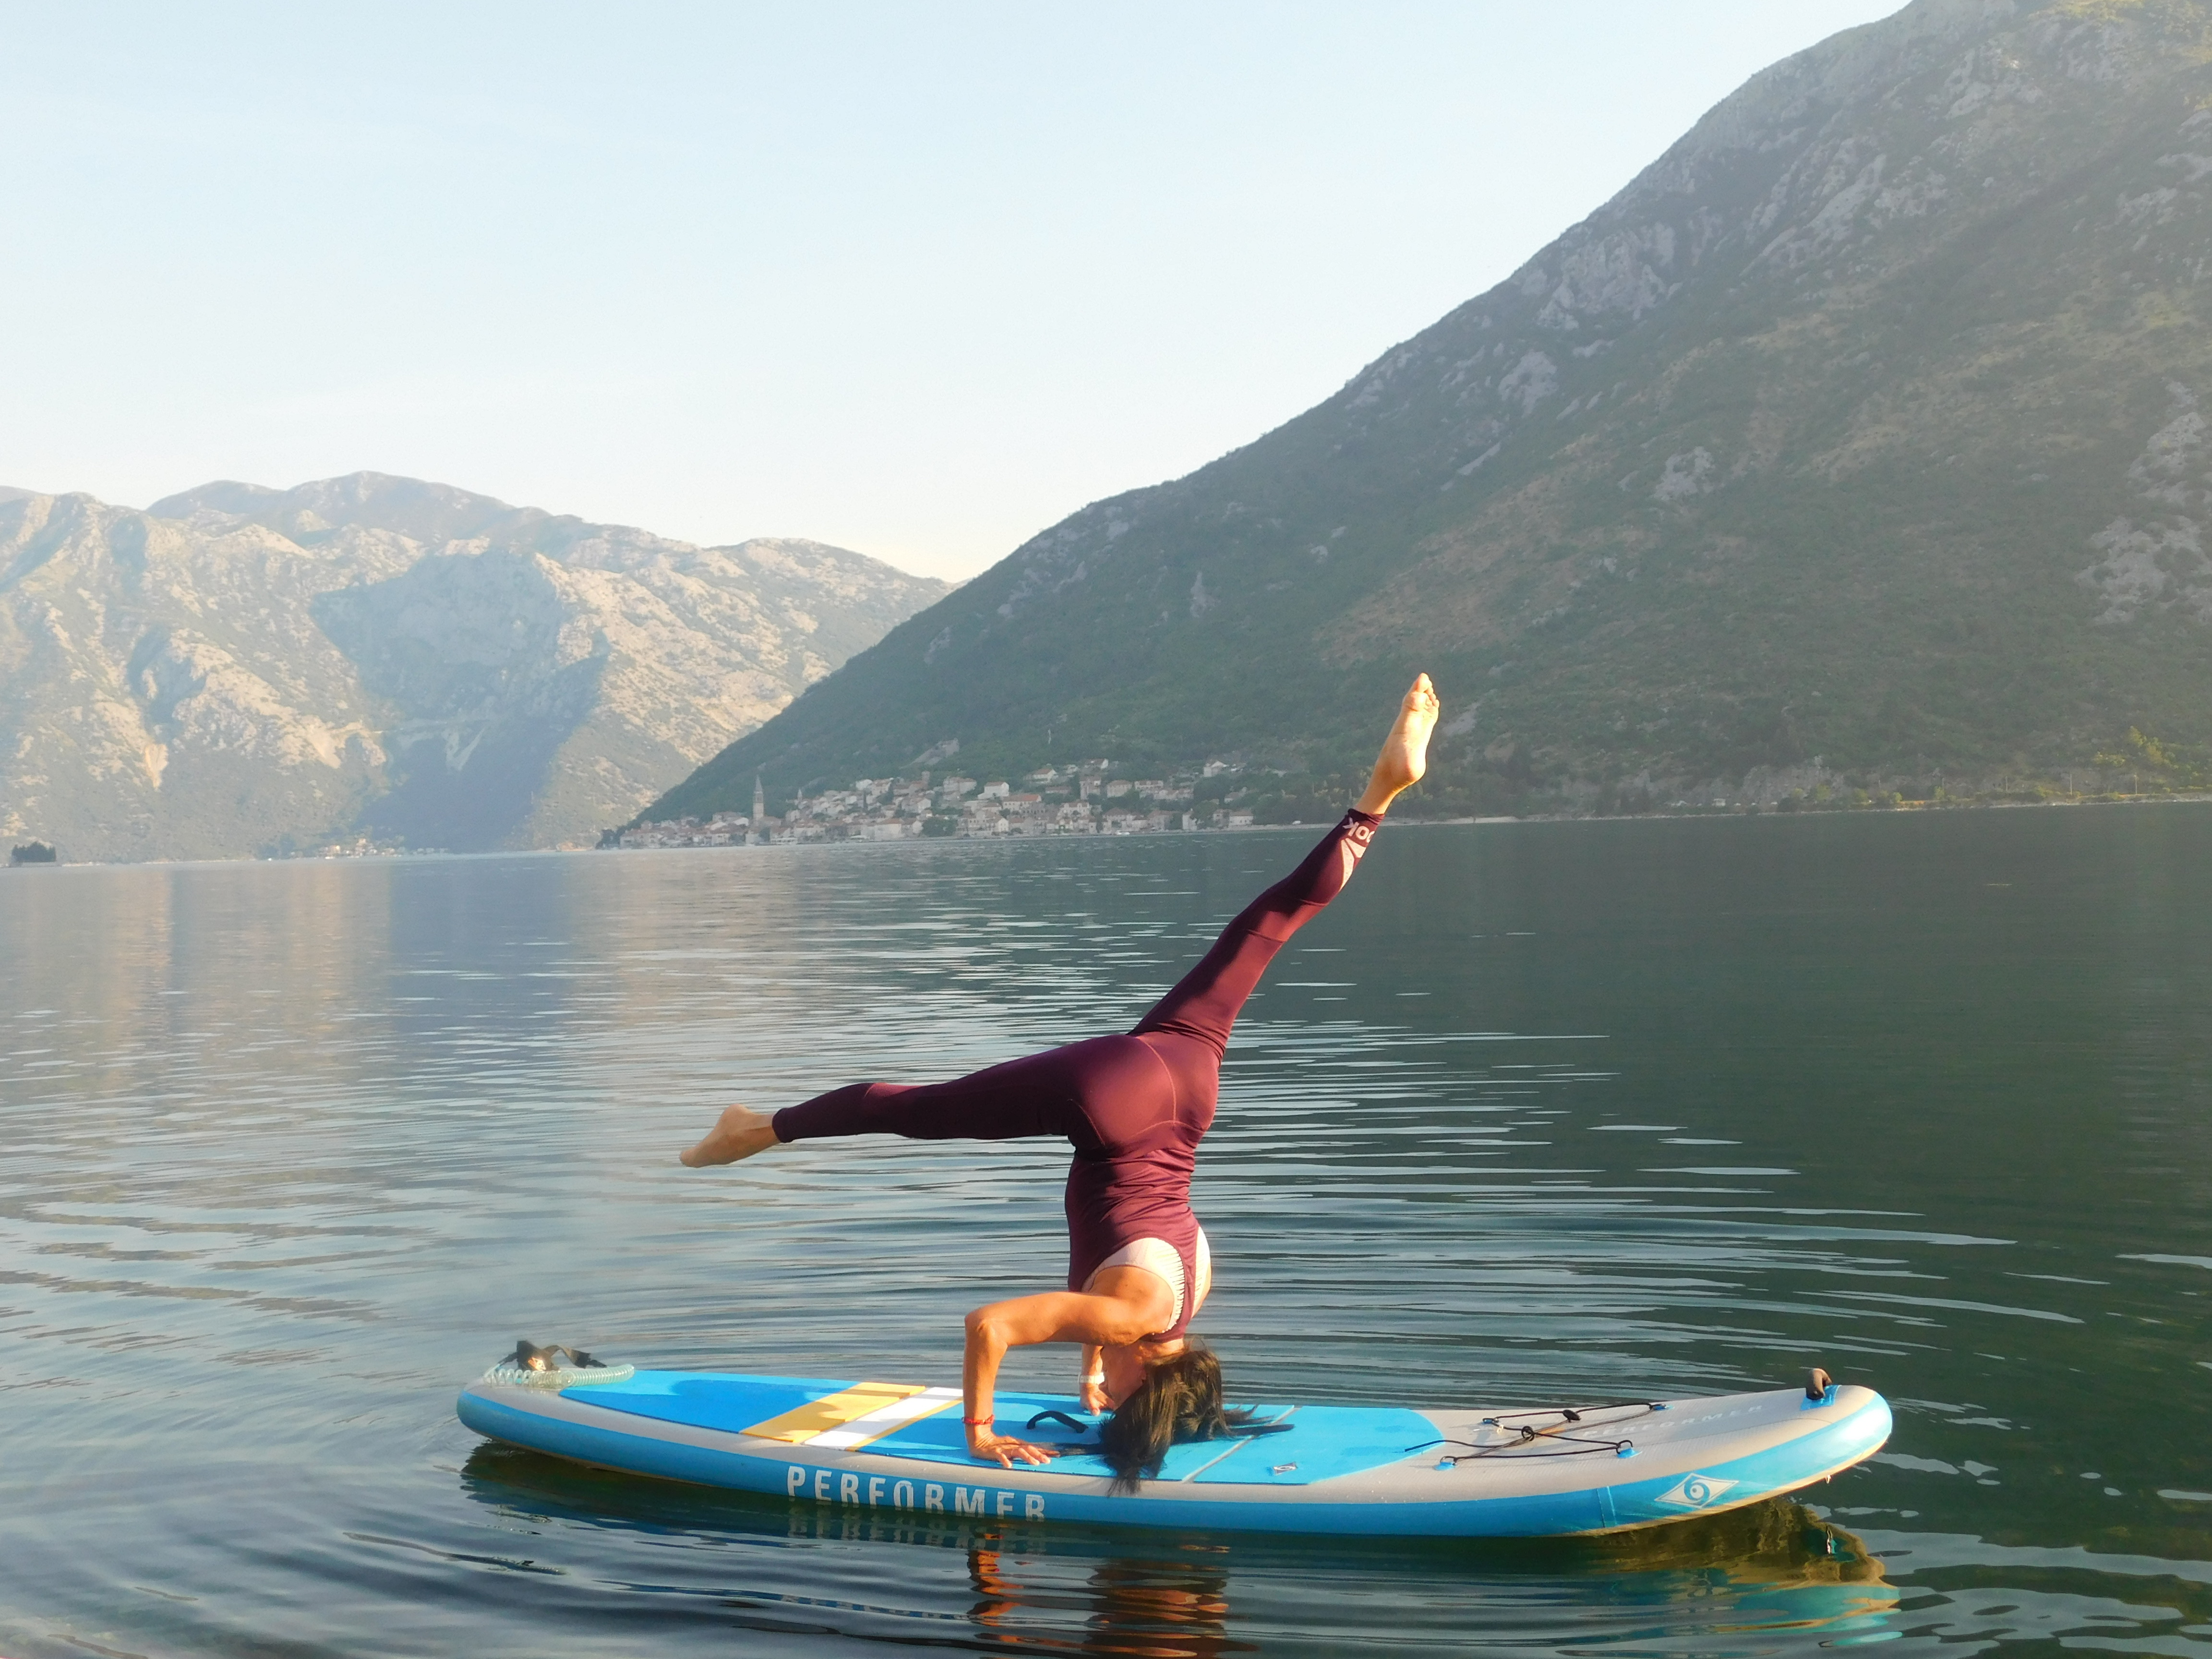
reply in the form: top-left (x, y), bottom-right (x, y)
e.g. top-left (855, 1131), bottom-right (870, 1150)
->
top-left (652, 0), bottom-right (2212, 825)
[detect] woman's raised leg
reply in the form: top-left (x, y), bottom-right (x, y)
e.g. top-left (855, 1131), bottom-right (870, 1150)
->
top-left (1132, 674), bottom-right (1438, 1055)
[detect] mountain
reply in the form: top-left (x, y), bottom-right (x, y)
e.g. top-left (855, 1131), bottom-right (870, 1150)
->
top-left (653, 0), bottom-right (2212, 827)
top-left (0, 474), bottom-right (950, 860)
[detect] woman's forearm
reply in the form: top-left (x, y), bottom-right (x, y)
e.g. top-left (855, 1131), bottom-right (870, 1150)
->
top-left (962, 1308), bottom-right (1007, 1429)
top-left (961, 1286), bottom-right (1167, 1454)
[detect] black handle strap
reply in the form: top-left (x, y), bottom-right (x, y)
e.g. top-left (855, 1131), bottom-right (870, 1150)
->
top-left (1026, 1408), bottom-right (1092, 1433)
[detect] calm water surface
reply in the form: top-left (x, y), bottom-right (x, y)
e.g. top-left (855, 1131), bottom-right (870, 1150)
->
top-left (0, 808), bottom-right (2208, 1658)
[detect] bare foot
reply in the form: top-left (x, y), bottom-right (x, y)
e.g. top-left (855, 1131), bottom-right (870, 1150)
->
top-left (679, 1104), bottom-right (783, 1167)
top-left (1355, 673), bottom-right (1441, 816)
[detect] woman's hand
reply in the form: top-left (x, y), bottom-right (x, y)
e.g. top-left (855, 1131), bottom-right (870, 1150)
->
top-left (968, 1426), bottom-right (1058, 1467)
top-left (1079, 1344), bottom-right (1110, 1415)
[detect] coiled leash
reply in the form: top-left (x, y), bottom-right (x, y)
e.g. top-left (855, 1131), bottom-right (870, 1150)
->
top-left (506, 1339), bottom-right (609, 1372)
top-left (484, 1339), bottom-right (636, 1388)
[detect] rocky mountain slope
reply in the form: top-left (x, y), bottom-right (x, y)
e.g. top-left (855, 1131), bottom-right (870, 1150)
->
top-left (656, 0), bottom-right (2212, 825)
top-left (0, 474), bottom-right (949, 859)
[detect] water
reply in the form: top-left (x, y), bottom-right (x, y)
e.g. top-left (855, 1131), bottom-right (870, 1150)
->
top-left (0, 806), bottom-right (2207, 1658)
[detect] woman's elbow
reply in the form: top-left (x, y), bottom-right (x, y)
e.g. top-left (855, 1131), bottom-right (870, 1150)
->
top-left (964, 1306), bottom-right (1008, 1352)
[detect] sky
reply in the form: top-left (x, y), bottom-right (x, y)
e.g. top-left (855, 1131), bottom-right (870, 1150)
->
top-left (0, 2), bottom-right (1904, 580)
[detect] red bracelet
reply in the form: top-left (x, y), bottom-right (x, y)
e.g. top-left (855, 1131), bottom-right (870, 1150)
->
top-left (963, 1415), bottom-right (992, 1426)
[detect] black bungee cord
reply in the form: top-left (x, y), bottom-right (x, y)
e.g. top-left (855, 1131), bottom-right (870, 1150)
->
top-left (1405, 1400), bottom-right (1666, 1463)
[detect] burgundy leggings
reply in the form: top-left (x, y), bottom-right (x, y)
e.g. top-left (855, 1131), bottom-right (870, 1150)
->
top-left (772, 809), bottom-right (1382, 1337)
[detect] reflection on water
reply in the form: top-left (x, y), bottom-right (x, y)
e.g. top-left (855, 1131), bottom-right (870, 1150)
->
top-left (456, 1442), bottom-right (1899, 1657)
top-left (0, 805), bottom-right (2208, 1657)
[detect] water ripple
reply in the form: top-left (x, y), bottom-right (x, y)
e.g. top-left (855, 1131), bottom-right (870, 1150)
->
top-left (2, 813), bottom-right (2210, 1656)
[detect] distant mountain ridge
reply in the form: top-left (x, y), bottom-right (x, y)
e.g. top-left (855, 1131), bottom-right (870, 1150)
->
top-left (0, 473), bottom-right (950, 859)
top-left (654, 0), bottom-right (2212, 825)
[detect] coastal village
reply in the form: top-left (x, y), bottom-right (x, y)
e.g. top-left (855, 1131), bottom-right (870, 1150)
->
top-left (614, 754), bottom-right (1258, 849)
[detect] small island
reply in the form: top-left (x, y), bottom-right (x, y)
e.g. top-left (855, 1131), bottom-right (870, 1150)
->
top-left (9, 841), bottom-right (58, 866)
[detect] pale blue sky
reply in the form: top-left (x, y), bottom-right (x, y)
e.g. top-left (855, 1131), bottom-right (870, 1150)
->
top-left (0, 2), bottom-right (1901, 578)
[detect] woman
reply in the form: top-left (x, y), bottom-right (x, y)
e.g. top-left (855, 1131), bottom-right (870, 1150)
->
top-left (682, 674), bottom-right (1441, 1483)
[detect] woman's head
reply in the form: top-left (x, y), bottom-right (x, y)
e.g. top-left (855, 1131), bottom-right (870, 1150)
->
top-left (1097, 1334), bottom-right (1180, 1408)
top-left (1096, 1340), bottom-right (1233, 1493)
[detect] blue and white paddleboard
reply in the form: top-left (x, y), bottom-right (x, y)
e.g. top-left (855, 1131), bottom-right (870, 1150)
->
top-left (457, 1362), bottom-right (1890, 1538)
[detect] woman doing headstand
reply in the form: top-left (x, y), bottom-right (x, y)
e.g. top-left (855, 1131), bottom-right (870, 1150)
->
top-left (681, 674), bottom-right (1441, 1483)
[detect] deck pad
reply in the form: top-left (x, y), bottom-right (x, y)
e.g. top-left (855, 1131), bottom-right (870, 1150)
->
top-left (571, 1371), bottom-right (1437, 1485)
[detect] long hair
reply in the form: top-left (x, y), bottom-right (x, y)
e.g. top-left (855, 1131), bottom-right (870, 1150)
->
top-left (1096, 1343), bottom-right (1248, 1493)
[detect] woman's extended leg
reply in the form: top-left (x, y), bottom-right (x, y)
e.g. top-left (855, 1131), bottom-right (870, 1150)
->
top-left (1132, 673), bottom-right (1438, 1056)
top-left (769, 1036), bottom-right (1159, 1145)
top-left (680, 1033), bottom-right (1165, 1166)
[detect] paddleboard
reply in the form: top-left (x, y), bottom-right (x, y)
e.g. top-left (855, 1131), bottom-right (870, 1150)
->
top-left (457, 1364), bottom-right (1890, 1537)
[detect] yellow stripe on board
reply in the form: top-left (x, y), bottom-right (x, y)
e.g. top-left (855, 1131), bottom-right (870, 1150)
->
top-left (743, 1382), bottom-right (928, 1444)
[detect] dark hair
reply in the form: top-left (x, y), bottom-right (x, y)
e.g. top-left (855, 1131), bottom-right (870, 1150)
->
top-left (1097, 1343), bottom-right (1251, 1492)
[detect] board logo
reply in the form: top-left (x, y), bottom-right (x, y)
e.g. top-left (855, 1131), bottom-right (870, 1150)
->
top-left (1655, 1473), bottom-right (1740, 1510)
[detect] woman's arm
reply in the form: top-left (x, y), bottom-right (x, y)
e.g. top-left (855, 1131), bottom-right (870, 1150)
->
top-left (1079, 1345), bottom-right (1108, 1415)
top-left (962, 1270), bottom-right (1173, 1467)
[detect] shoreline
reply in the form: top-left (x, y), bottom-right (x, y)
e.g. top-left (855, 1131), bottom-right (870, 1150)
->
top-left (1384, 789), bottom-right (2212, 829)
top-left (10, 790), bottom-right (2212, 871)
